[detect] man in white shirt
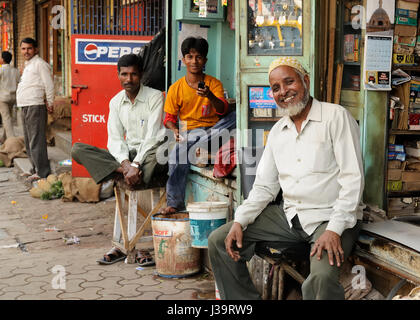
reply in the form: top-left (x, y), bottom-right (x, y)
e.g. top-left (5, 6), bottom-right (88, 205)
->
top-left (0, 51), bottom-right (20, 143)
top-left (71, 53), bottom-right (166, 188)
top-left (208, 57), bottom-right (365, 300)
top-left (16, 38), bottom-right (54, 181)
top-left (71, 54), bottom-right (167, 265)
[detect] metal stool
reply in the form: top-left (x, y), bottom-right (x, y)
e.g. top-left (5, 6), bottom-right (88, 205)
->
top-left (112, 178), bottom-right (167, 263)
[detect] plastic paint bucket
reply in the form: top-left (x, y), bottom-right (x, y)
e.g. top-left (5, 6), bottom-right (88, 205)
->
top-left (187, 202), bottom-right (229, 248)
top-left (151, 212), bottom-right (201, 278)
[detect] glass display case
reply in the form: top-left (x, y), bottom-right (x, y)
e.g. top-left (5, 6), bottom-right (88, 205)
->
top-left (247, 0), bottom-right (303, 56)
top-left (176, 0), bottom-right (226, 22)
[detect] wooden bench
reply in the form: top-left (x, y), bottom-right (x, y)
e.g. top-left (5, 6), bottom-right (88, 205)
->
top-left (112, 178), bottom-right (167, 263)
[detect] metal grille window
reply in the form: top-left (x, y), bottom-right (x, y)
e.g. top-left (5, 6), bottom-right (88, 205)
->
top-left (71, 0), bottom-right (165, 35)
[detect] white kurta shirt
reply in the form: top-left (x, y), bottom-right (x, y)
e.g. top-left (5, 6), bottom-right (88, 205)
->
top-left (107, 85), bottom-right (166, 165)
top-left (234, 99), bottom-right (364, 236)
top-left (16, 55), bottom-right (54, 107)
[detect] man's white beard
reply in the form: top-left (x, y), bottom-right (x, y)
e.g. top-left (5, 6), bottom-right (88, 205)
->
top-left (276, 88), bottom-right (310, 118)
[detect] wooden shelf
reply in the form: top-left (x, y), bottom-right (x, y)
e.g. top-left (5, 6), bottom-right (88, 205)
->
top-left (390, 130), bottom-right (420, 135)
top-left (343, 61), bottom-right (361, 66)
top-left (249, 117), bottom-right (281, 122)
top-left (388, 191), bottom-right (420, 198)
top-left (393, 65), bottom-right (420, 71)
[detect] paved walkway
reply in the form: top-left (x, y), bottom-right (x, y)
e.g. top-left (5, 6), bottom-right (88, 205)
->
top-left (0, 166), bottom-right (215, 300)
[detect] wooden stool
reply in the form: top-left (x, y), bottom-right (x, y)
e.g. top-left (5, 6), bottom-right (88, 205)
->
top-left (255, 242), bottom-right (309, 300)
top-left (112, 179), bottom-right (167, 263)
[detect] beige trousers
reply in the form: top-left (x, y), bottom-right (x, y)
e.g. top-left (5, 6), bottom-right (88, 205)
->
top-left (0, 99), bottom-right (15, 142)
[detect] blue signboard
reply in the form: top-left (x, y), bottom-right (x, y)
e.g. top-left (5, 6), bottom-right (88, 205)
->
top-left (249, 86), bottom-right (277, 109)
top-left (75, 39), bottom-right (149, 65)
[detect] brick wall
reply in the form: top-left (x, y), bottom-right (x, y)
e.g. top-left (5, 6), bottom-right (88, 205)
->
top-left (15, 0), bottom-right (36, 70)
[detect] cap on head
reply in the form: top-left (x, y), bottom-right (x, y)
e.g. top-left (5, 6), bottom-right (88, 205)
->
top-left (268, 57), bottom-right (308, 77)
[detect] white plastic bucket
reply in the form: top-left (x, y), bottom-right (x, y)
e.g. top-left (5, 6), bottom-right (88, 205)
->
top-left (151, 212), bottom-right (201, 278)
top-left (187, 202), bottom-right (229, 248)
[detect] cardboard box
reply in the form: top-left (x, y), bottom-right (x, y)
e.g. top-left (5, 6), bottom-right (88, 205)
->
top-left (387, 180), bottom-right (403, 192)
top-left (396, 8), bottom-right (418, 19)
top-left (397, 0), bottom-right (420, 11)
top-left (389, 144), bottom-right (405, 153)
top-left (402, 170), bottom-right (420, 181)
top-left (388, 160), bottom-right (403, 169)
top-left (395, 24), bottom-right (418, 36)
top-left (394, 35), bottom-right (417, 46)
top-left (406, 147), bottom-right (420, 158)
top-left (403, 181), bottom-right (420, 191)
top-left (393, 53), bottom-right (416, 64)
top-left (394, 44), bottom-right (415, 54)
top-left (396, 16), bottom-right (418, 26)
top-left (388, 169), bottom-right (403, 181)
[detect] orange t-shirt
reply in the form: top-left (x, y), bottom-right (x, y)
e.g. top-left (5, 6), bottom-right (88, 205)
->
top-left (164, 74), bottom-right (226, 131)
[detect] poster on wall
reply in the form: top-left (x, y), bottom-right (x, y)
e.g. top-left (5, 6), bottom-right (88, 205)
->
top-left (363, 35), bottom-right (393, 91)
top-left (249, 86), bottom-right (277, 118)
top-left (366, 0), bottom-right (395, 34)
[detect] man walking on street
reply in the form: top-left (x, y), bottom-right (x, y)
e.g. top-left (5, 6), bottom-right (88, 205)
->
top-left (0, 51), bottom-right (20, 144)
top-left (16, 38), bottom-right (54, 181)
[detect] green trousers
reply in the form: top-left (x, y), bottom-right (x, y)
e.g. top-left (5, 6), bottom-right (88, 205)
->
top-left (71, 142), bottom-right (166, 185)
top-left (208, 204), bottom-right (362, 300)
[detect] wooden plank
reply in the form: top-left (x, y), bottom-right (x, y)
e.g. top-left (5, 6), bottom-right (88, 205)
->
top-left (128, 192), bottom-right (166, 251)
top-left (114, 187), bottom-right (129, 250)
top-left (278, 266), bottom-right (285, 300)
top-left (127, 191), bottom-right (137, 241)
top-left (326, 0), bottom-right (337, 102)
top-left (334, 63), bottom-right (344, 104)
top-left (112, 188), bottom-right (124, 243)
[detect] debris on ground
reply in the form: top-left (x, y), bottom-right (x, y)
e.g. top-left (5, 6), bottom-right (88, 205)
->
top-left (63, 235), bottom-right (80, 245)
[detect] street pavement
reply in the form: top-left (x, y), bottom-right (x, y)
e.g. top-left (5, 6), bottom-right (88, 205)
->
top-left (0, 166), bottom-right (216, 300)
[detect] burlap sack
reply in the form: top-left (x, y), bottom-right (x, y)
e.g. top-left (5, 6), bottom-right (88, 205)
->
top-left (59, 171), bottom-right (101, 203)
top-left (339, 262), bottom-right (372, 300)
top-left (0, 136), bottom-right (27, 167)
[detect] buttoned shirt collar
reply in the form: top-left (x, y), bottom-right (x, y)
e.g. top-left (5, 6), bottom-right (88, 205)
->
top-left (121, 84), bottom-right (145, 105)
top-left (278, 98), bottom-right (322, 131)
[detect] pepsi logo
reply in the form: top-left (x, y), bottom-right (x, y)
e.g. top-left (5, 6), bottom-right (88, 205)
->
top-left (84, 43), bottom-right (99, 60)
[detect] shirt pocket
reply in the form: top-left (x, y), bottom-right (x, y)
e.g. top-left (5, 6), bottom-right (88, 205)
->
top-left (307, 141), bottom-right (334, 173)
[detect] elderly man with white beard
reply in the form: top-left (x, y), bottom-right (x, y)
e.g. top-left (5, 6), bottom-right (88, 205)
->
top-left (208, 57), bottom-right (365, 300)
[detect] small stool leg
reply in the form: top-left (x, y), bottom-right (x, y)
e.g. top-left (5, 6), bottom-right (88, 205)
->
top-left (126, 190), bottom-right (138, 264)
top-left (113, 187), bottom-right (125, 244)
top-left (278, 265), bottom-right (285, 300)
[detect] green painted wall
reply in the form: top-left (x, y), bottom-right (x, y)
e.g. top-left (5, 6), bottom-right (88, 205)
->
top-left (170, 3), bottom-right (236, 98)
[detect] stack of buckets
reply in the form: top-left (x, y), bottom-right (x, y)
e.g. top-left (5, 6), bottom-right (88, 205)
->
top-left (151, 201), bottom-right (228, 278)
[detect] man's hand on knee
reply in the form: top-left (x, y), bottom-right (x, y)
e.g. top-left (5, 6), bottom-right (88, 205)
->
top-left (121, 160), bottom-right (132, 176)
top-left (124, 167), bottom-right (141, 186)
top-left (224, 222), bottom-right (244, 262)
top-left (310, 230), bottom-right (344, 267)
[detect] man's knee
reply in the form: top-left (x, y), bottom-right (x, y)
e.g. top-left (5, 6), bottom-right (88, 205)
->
top-left (71, 143), bottom-right (85, 162)
top-left (208, 222), bottom-right (232, 253)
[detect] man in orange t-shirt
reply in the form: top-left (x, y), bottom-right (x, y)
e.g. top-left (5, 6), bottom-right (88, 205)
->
top-left (162, 37), bottom-right (236, 214)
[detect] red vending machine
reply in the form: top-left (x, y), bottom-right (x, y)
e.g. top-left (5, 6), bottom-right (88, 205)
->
top-left (70, 0), bottom-right (165, 177)
top-left (71, 35), bottom-right (152, 177)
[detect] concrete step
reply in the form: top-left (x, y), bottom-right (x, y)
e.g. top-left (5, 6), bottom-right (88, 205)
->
top-left (13, 145), bottom-right (71, 177)
top-left (53, 129), bottom-right (72, 156)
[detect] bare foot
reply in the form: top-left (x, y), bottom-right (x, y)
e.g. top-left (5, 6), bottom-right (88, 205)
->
top-left (160, 206), bottom-right (177, 215)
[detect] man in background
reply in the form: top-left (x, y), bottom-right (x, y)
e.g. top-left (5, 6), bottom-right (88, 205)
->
top-left (16, 37), bottom-right (54, 182)
top-left (0, 51), bottom-right (20, 144)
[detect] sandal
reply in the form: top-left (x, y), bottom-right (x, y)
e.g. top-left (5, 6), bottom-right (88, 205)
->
top-left (25, 174), bottom-right (41, 183)
top-left (96, 247), bottom-right (126, 265)
top-left (135, 250), bottom-right (155, 267)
